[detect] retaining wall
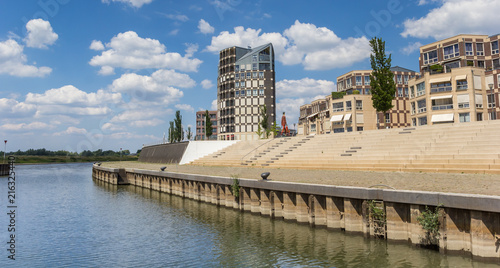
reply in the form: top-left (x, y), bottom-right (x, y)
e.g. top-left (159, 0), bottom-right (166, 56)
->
top-left (138, 142), bottom-right (189, 164)
top-left (92, 165), bottom-right (500, 262)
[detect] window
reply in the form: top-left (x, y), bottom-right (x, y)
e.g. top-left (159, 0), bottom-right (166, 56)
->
top-left (253, 72), bottom-right (258, 78)
top-left (258, 80), bottom-right (264, 87)
top-left (252, 54), bottom-right (257, 62)
top-left (423, 50), bottom-right (438, 65)
top-left (345, 101), bottom-right (352, 111)
top-left (385, 113), bottom-right (390, 123)
top-left (332, 102), bottom-right (344, 112)
top-left (398, 87), bottom-right (403, 97)
top-left (246, 72), bottom-right (251, 79)
top-left (253, 89), bottom-right (257, 96)
top-left (246, 90), bottom-right (251, 96)
top-left (310, 124), bottom-right (316, 132)
top-left (240, 90), bottom-right (245, 96)
top-left (457, 79), bottom-right (468, 90)
top-left (259, 89), bottom-right (264, 96)
top-left (364, 75), bottom-right (370, 85)
top-left (444, 61), bottom-right (460, 72)
top-left (333, 128), bottom-right (344, 133)
top-left (235, 91), bottom-right (239, 97)
top-left (410, 86), bottom-right (415, 98)
top-left (346, 127), bottom-right (353, 132)
top-left (357, 127), bottom-right (364, 131)
top-left (240, 81), bottom-right (245, 87)
top-left (476, 43), bottom-right (484, 56)
top-left (259, 72), bottom-right (264, 78)
top-left (356, 100), bottom-right (363, 110)
top-left (459, 113), bottom-right (470, 123)
top-left (397, 75), bottom-right (402, 84)
top-left (404, 87), bottom-right (409, 97)
top-left (477, 113), bottom-right (483, 121)
top-left (488, 93), bottom-right (496, 108)
top-left (346, 78), bottom-right (352, 88)
top-left (252, 63), bottom-right (257, 70)
top-left (418, 116), bottom-right (427, 126)
top-left (457, 94), bottom-right (470, 108)
top-left (478, 61), bottom-right (485, 68)
top-left (430, 82), bottom-right (452, 93)
top-left (465, 43), bottom-right (473, 56)
top-left (416, 82), bottom-right (426, 96)
top-left (412, 118), bottom-right (417, 127)
top-left (235, 73), bottom-right (239, 80)
top-left (235, 82), bottom-right (239, 88)
top-left (492, 41), bottom-right (499, 54)
top-left (493, 59), bottom-right (500, 70)
top-left (432, 98), bottom-right (453, 110)
top-left (235, 65), bottom-right (239, 72)
top-left (489, 111), bottom-right (497, 120)
top-left (417, 99), bottom-right (426, 113)
top-left (240, 65), bottom-right (245, 71)
top-left (356, 76), bottom-right (362, 86)
top-left (404, 75), bottom-right (409, 85)
top-left (498, 74), bottom-right (500, 87)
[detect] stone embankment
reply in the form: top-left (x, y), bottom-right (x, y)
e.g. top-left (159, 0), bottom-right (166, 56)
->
top-left (92, 165), bottom-right (500, 262)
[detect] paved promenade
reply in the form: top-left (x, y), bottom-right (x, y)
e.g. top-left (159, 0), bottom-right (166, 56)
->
top-left (101, 161), bottom-right (500, 196)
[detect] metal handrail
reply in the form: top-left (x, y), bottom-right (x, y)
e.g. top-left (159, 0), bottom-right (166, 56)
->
top-left (240, 137), bottom-right (277, 164)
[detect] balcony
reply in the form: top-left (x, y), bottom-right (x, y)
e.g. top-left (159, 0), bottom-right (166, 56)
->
top-left (430, 86), bottom-right (452, 94)
top-left (432, 104), bottom-right (453, 110)
top-left (332, 108), bottom-right (344, 112)
top-left (456, 84), bottom-right (468, 91)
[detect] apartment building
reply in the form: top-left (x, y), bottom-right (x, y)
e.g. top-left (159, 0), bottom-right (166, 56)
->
top-left (298, 67), bottom-right (417, 135)
top-left (409, 34), bottom-right (500, 126)
top-left (195, 110), bottom-right (218, 140)
top-left (217, 43), bottom-right (276, 140)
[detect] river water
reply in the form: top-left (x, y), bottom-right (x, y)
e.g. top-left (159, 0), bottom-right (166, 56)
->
top-left (0, 163), bottom-right (496, 267)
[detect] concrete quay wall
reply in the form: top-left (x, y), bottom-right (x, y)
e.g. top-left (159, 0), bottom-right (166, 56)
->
top-left (92, 165), bottom-right (500, 262)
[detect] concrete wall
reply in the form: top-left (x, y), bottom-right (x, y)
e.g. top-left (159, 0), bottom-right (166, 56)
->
top-left (138, 142), bottom-right (189, 164)
top-left (179, 140), bottom-right (240, 165)
top-left (93, 165), bottom-right (500, 262)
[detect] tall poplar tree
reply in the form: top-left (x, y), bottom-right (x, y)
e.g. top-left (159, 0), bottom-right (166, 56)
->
top-left (259, 105), bottom-right (269, 138)
top-left (205, 110), bottom-right (213, 140)
top-left (168, 121), bottom-right (174, 143)
top-left (369, 37), bottom-right (396, 114)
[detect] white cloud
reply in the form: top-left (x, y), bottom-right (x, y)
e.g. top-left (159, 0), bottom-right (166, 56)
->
top-left (0, 98), bottom-right (36, 117)
top-left (54, 127), bottom-right (88, 136)
top-left (98, 66), bottom-right (115, 76)
top-left (201, 79), bottom-right (214, 89)
top-left (185, 43), bottom-right (198, 57)
top-left (0, 39), bottom-right (52, 77)
top-left (161, 13), bottom-right (189, 22)
top-left (418, 0), bottom-right (441, 5)
top-left (198, 19), bottom-right (215, 34)
top-left (102, 0), bottom-right (153, 8)
top-left (90, 40), bottom-right (105, 51)
top-left (130, 119), bottom-right (164, 127)
top-left (151, 69), bottom-right (196, 88)
top-left (169, 29), bottom-right (179, 36)
top-left (401, 0), bottom-right (500, 39)
top-left (1, 122), bottom-right (53, 131)
top-left (206, 21), bottom-right (370, 70)
top-left (25, 85), bottom-right (121, 116)
top-left (24, 19), bottom-right (58, 49)
top-left (211, 99), bottom-right (217, 110)
top-left (102, 122), bottom-right (125, 132)
top-left (401, 42), bottom-right (423, 55)
top-left (89, 31), bottom-right (202, 72)
top-left (276, 98), bottom-right (312, 128)
top-left (175, 104), bottom-right (194, 113)
top-left (276, 78), bottom-right (335, 98)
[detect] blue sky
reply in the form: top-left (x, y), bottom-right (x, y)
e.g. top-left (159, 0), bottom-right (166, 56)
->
top-left (1, 0), bottom-right (499, 153)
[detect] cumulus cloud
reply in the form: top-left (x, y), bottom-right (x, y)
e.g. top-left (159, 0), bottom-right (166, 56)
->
top-left (1, 122), bottom-right (54, 131)
top-left (0, 39), bottom-right (52, 77)
top-left (276, 78), bottom-right (335, 98)
top-left (206, 20), bottom-right (370, 70)
top-left (401, 42), bottom-right (423, 55)
top-left (24, 19), bottom-right (58, 49)
top-left (211, 99), bottom-right (217, 110)
top-left (175, 104), bottom-right (194, 113)
top-left (198, 19), bottom-right (214, 34)
top-left (89, 31), bottom-right (202, 72)
top-left (54, 127), bottom-right (88, 136)
top-left (276, 98), bottom-right (312, 127)
top-left (90, 40), bottom-right (105, 51)
top-left (0, 98), bottom-right (36, 117)
top-left (98, 66), bottom-right (115, 76)
top-left (401, 0), bottom-right (500, 39)
top-left (102, 0), bottom-right (153, 8)
top-left (25, 85), bottom-right (121, 116)
top-left (109, 109), bottom-right (167, 128)
top-left (184, 43), bottom-right (198, 57)
top-left (201, 79), bottom-right (214, 89)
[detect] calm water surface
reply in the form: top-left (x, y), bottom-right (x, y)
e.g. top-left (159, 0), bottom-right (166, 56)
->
top-left (0, 163), bottom-right (496, 267)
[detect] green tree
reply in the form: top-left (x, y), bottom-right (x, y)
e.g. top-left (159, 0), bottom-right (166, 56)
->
top-left (205, 110), bottom-right (213, 140)
top-left (174, 110), bottom-right (183, 142)
top-left (186, 126), bottom-right (193, 140)
top-left (270, 121), bottom-right (279, 137)
top-left (369, 37), bottom-right (396, 114)
top-left (259, 105), bottom-right (269, 138)
top-left (168, 121), bottom-right (174, 143)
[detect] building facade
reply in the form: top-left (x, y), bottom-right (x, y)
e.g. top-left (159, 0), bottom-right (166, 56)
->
top-left (195, 110), bottom-right (218, 140)
top-left (217, 43), bottom-right (276, 140)
top-left (298, 67), bottom-right (417, 135)
top-left (409, 34), bottom-right (500, 126)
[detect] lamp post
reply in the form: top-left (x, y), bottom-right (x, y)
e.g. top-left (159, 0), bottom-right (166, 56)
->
top-left (488, 83), bottom-right (494, 119)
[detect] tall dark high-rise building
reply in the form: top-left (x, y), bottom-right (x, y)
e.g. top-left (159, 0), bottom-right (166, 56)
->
top-left (217, 43), bottom-right (275, 140)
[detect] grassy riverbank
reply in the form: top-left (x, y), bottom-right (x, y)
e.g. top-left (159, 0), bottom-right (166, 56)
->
top-left (8, 155), bottom-right (139, 164)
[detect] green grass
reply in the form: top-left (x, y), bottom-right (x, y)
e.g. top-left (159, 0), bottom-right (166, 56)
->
top-left (7, 155), bottom-right (139, 164)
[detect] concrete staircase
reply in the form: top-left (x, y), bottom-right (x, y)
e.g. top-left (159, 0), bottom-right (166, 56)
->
top-left (189, 120), bottom-right (500, 174)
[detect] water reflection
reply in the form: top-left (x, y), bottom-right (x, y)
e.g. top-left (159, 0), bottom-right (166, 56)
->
top-left (120, 184), bottom-right (491, 268)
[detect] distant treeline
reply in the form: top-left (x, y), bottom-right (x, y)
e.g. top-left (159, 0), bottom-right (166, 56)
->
top-left (2, 148), bottom-right (136, 157)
